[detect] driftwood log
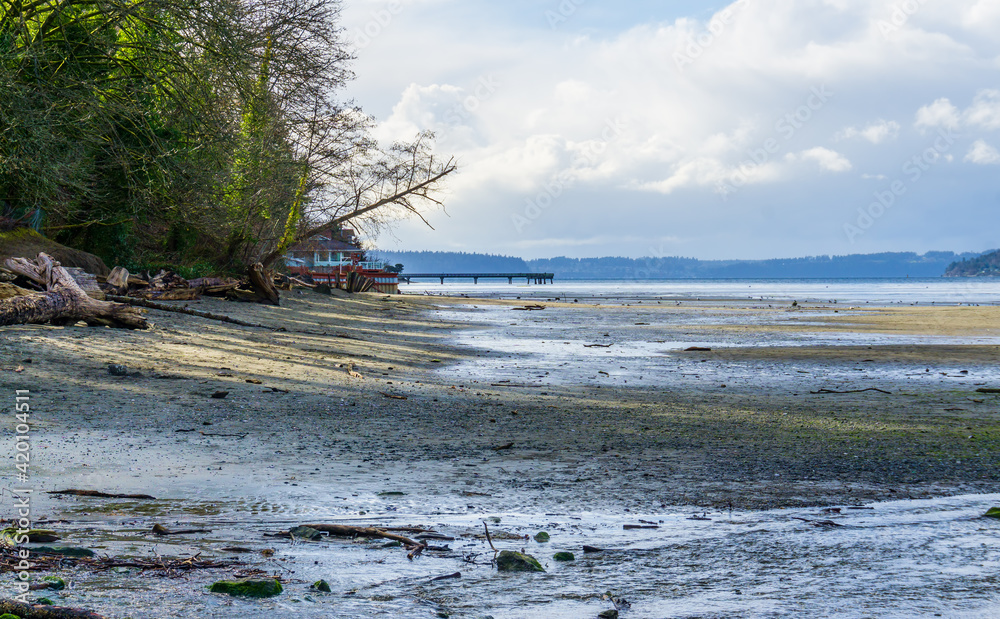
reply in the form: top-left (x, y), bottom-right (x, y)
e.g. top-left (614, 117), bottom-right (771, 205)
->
top-left (302, 524), bottom-right (421, 546)
top-left (249, 262), bottom-right (280, 305)
top-left (1, 254), bottom-right (147, 329)
top-left (135, 287), bottom-right (200, 301)
top-left (105, 266), bottom-right (130, 295)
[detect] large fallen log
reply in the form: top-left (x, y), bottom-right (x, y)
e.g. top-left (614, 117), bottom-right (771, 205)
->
top-left (1, 254), bottom-right (147, 329)
top-left (0, 281), bottom-right (32, 300)
top-left (0, 599), bottom-right (105, 619)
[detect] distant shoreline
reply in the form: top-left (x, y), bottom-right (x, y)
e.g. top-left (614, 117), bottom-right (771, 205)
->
top-left (375, 249), bottom-right (990, 279)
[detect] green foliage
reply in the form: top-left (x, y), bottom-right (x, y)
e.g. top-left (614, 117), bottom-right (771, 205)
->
top-left (128, 261), bottom-right (217, 280)
top-left (0, 0), bottom-right (305, 270)
top-left (1, 0), bottom-right (454, 273)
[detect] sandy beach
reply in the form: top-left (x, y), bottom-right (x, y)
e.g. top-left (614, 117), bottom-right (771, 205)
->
top-left (2, 291), bottom-right (999, 617)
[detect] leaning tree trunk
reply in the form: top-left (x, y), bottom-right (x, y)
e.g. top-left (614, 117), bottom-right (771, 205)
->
top-left (1, 253), bottom-right (148, 329)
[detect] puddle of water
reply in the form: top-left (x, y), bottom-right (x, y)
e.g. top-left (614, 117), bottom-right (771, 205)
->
top-left (32, 494), bottom-right (1000, 618)
top-left (432, 305), bottom-right (1000, 392)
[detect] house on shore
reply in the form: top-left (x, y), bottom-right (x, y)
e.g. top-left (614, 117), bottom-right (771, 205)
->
top-left (285, 227), bottom-right (398, 293)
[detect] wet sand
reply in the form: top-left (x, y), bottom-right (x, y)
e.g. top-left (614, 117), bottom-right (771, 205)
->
top-left (2, 292), bottom-right (999, 617)
top-left (3, 293), bottom-right (999, 508)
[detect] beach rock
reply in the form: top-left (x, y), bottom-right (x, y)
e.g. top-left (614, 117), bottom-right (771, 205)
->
top-left (495, 550), bottom-right (544, 572)
top-left (209, 578), bottom-right (283, 598)
top-left (598, 610), bottom-right (619, 619)
top-left (43, 576), bottom-right (66, 590)
top-left (533, 532), bottom-right (550, 543)
top-left (32, 545), bottom-right (96, 557)
top-left (311, 579), bottom-right (331, 592)
top-left (107, 364), bottom-right (128, 376)
top-left (553, 552), bottom-right (575, 561)
top-left (984, 507), bottom-right (1000, 519)
top-left (288, 526), bottom-right (323, 541)
top-left (1, 528), bottom-right (59, 543)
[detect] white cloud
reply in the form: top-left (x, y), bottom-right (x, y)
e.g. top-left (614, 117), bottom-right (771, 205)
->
top-left (964, 89), bottom-right (1000, 130)
top-left (341, 0), bottom-right (1000, 257)
top-left (964, 139), bottom-right (1000, 164)
top-left (913, 89), bottom-right (1000, 133)
top-left (962, 0), bottom-right (1000, 30)
top-left (836, 120), bottom-right (900, 143)
top-left (915, 98), bottom-right (962, 131)
top-left (787, 147), bottom-right (853, 172)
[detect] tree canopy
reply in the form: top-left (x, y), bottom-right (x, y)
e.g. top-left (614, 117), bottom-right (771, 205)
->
top-left (0, 0), bottom-right (454, 273)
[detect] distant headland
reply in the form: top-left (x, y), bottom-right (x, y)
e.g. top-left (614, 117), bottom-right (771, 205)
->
top-left (944, 249), bottom-right (1000, 277)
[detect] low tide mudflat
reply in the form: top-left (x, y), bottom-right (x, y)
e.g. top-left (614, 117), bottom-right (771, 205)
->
top-left (2, 291), bottom-right (999, 617)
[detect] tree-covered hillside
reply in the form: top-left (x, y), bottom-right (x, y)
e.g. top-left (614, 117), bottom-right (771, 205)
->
top-left (944, 250), bottom-right (1000, 277)
top-left (375, 250), bottom-right (982, 279)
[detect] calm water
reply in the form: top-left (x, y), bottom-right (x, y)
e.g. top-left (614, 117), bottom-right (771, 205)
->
top-left (401, 277), bottom-right (1000, 305)
top-left (423, 277), bottom-right (1000, 391)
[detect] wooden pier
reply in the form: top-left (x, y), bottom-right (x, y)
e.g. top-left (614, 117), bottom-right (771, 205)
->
top-left (398, 273), bottom-right (554, 285)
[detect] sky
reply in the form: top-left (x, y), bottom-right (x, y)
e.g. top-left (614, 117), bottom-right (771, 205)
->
top-left (340, 0), bottom-right (1000, 260)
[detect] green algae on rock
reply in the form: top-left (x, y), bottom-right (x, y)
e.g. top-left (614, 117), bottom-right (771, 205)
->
top-left (209, 579), bottom-right (283, 598)
top-left (496, 550), bottom-right (544, 572)
top-left (533, 532), bottom-right (550, 543)
top-left (553, 552), bottom-right (575, 561)
top-left (984, 507), bottom-right (1000, 519)
top-left (31, 546), bottom-right (96, 558)
top-left (311, 580), bottom-right (332, 593)
top-left (43, 576), bottom-right (66, 590)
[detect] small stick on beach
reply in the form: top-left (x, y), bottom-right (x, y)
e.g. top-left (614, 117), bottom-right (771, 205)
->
top-left (482, 521), bottom-right (496, 551)
top-left (810, 387), bottom-right (892, 395)
top-left (48, 489), bottom-right (156, 500)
